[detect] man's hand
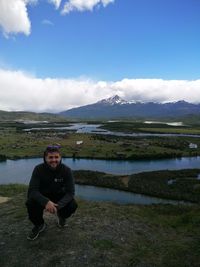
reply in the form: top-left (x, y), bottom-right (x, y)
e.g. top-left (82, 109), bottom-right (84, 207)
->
top-left (45, 201), bottom-right (58, 214)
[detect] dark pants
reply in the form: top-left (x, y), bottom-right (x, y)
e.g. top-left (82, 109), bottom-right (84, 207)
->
top-left (26, 199), bottom-right (78, 227)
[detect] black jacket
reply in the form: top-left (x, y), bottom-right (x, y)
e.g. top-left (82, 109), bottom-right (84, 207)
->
top-left (27, 162), bottom-right (75, 209)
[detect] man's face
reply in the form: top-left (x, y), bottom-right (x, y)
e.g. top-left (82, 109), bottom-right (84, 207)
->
top-left (45, 152), bottom-right (61, 169)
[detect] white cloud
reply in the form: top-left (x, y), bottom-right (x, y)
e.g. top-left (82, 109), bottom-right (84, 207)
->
top-left (0, 69), bottom-right (200, 113)
top-left (0, 0), bottom-right (115, 37)
top-left (111, 79), bottom-right (200, 104)
top-left (62, 0), bottom-right (115, 14)
top-left (0, 0), bottom-right (33, 36)
top-left (42, 19), bottom-right (54, 26)
top-left (48, 0), bottom-right (62, 9)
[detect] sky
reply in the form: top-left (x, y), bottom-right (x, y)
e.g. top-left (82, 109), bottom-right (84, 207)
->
top-left (0, 0), bottom-right (200, 112)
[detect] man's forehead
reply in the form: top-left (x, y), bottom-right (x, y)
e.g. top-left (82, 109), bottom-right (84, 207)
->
top-left (46, 152), bottom-right (61, 157)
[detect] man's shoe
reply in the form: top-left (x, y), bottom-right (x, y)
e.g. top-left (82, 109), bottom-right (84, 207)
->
top-left (57, 216), bottom-right (66, 228)
top-left (27, 223), bottom-right (47, 240)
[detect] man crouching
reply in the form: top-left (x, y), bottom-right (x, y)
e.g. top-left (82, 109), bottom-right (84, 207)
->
top-left (26, 144), bottom-right (78, 240)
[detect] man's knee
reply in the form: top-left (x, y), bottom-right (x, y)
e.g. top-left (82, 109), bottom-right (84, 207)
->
top-left (58, 198), bottom-right (78, 218)
top-left (26, 199), bottom-right (44, 213)
top-left (68, 198), bottom-right (78, 213)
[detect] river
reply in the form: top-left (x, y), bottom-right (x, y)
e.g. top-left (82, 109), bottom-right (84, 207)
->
top-left (0, 156), bottom-right (200, 184)
top-left (0, 156), bottom-right (198, 205)
top-left (23, 122), bottom-right (200, 138)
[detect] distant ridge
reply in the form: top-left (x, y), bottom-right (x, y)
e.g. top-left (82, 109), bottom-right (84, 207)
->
top-left (59, 95), bottom-right (200, 119)
top-left (0, 110), bottom-right (65, 122)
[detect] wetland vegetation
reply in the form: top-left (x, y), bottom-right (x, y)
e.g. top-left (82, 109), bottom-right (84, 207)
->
top-left (0, 119), bottom-right (200, 160)
top-left (74, 168), bottom-right (200, 203)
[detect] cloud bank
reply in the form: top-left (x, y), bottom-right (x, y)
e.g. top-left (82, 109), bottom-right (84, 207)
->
top-left (0, 69), bottom-right (200, 113)
top-left (0, 0), bottom-right (115, 36)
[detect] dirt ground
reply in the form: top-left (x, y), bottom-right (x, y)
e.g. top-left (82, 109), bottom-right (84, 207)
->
top-left (0, 192), bottom-right (200, 267)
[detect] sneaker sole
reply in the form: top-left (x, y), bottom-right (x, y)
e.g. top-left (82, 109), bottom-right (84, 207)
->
top-left (27, 223), bottom-right (47, 241)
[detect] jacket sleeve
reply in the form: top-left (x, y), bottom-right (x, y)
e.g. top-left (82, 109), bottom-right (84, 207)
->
top-left (57, 167), bottom-right (75, 210)
top-left (27, 166), bottom-right (49, 207)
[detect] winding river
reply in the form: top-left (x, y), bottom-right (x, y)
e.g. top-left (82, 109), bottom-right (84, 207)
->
top-left (23, 122), bottom-right (200, 138)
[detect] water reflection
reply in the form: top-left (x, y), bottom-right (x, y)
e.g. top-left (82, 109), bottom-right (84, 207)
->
top-left (76, 184), bottom-right (185, 205)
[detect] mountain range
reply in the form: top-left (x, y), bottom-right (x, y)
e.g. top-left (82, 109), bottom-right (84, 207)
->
top-left (60, 95), bottom-right (200, 119)
top-left (1, 95), bottom-right (200, 121)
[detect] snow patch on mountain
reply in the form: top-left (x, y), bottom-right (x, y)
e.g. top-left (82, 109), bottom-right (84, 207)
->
top-left (97, 95), bottom-right (153, 105)
top-left (97, 95), bottom-right (128, 105)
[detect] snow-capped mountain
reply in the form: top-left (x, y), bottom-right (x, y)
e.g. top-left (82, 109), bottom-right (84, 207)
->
top-left (60, 95), bottom-right (200, 119)
top-left (97, 95), bottom-right (129, 105)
